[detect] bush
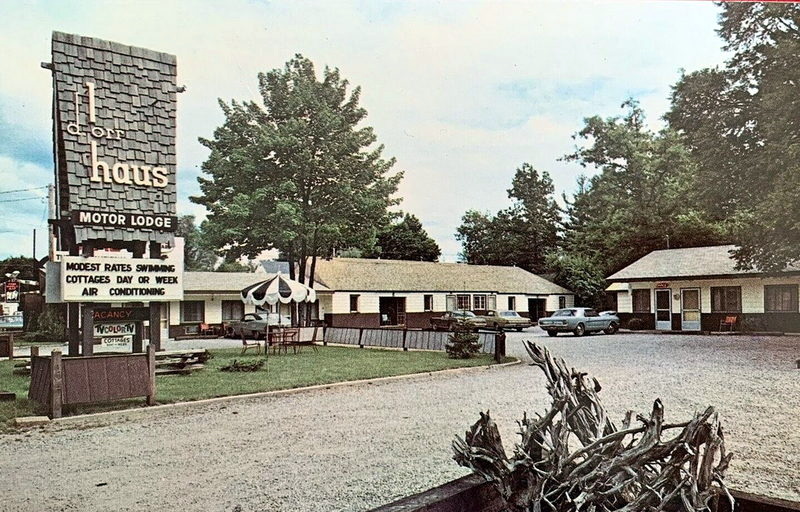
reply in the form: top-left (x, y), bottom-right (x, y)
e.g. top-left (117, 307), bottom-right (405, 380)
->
top-left (627, 317), bottom-right (644, 330)
top-left (445, 324), bottom-right (482, 359)
top-left (23, 304), bottom-right (67, 344)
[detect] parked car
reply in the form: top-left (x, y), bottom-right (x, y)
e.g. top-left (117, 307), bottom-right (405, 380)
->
top-left (477, 310), bottom-right (533, 331)
top-left (538, 308), bottom-right (619, 337)
top-left (226, 312), bottom-right (292, 338)
top-left (430, 310), bottom-right (487, 332)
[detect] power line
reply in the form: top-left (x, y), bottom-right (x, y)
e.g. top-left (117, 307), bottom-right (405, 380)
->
top-left (0, 185), bottom-right (48, 195)
top-left (0, 196), bottom-right (45, 203)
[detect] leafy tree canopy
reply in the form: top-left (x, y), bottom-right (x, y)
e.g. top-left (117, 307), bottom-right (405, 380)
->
top-left (192, 54), bottom-right (402, 284)
top-left (667, 3), bottom-right (800, 271)
top-left (364, 213), bottom-right (440, 261)
top-left (456, 163), bottom-right (560, 274)
top-left (176, 215), bottom-right (216, 271)
top-left (561, 100), bottom-right (728, 275)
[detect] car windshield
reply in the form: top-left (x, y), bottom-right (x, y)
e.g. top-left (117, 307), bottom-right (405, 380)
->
top-left (552, 309), bottom-right (575, 317)
top-left (454, 311), bottom-right (476, 318)
top-left (500, 311), bottom-right (520, 317)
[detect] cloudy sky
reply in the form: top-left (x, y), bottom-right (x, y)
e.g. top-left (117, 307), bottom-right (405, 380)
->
top-left (0, 0), bottom-right (727, 261)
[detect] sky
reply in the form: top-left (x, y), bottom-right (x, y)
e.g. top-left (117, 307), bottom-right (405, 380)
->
top-left (0, 0), bottom-right (728, 262)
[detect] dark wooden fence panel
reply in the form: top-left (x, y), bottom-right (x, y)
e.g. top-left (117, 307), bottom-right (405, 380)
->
top-left (477, 333), bottom-right (496, 354)
top-left (325, 327), bottom-right (361, 345)
top-left (405, 330), bottom-right (447, 351)
top-left (28, 347), bottom-right (155, 418)
top-left (325, 327), bottom-right (502, 356)
top-left (28, 356), bottom-right (51, 405)
top-left (362, 329), bottom-right (404, 348)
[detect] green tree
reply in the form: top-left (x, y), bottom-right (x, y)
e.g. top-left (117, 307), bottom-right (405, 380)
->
top-left (455, 163), bottom-right (560, 274)
top-left (562, 101), bottom-right (726, 275)
top-left (666, 3), bottom-right (800, 271)
top-left (365, 214), bottom-right (440, 261)
top-left (545, 251), bottom-right (606, 307)
top-left (176, 215), bottom-right (216, 271)
top-left (193, 55), bottom-right (403, 286)
top-left (0, 256), bottom-right (36, 282)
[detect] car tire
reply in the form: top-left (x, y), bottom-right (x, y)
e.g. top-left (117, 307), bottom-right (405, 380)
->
top-left (604, 322), bottom-right (619, 335)
top-left (547, 330), bottom-right (558, 337)
top-left (573, 323), bottom-right (585, 337)
top-left (515, 327), bottom-right (523, 332)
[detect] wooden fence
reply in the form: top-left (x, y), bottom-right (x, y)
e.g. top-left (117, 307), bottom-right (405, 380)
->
top-left (323, 327), bottom-right (499, 356)
top-left (29, 346), bottom-right (156, 418)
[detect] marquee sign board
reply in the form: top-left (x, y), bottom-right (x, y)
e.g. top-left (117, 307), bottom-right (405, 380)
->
top-left (60, 256), bottom-right (183, 302)
top-left (51, 31), bottom-right (178, 245)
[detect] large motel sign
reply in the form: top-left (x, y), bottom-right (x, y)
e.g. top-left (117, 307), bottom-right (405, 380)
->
top-left (44, 31), bottom-right (183, 355)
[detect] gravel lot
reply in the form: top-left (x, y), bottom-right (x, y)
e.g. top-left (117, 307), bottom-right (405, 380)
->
top-left (1, 332), bottom-right (798, 511)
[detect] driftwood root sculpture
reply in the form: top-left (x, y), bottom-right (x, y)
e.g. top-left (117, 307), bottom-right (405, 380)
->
top-left (453, 341), bottom-right (733, 512)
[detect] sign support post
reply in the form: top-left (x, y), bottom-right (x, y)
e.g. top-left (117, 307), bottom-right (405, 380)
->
top-left (81, 303), bottom-right (94, 356)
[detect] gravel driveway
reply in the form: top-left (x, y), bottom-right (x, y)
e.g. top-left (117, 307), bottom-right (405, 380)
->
top-left (1, 332), bottom-right (798, 511)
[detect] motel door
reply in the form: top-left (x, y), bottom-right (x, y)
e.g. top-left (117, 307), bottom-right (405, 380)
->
top-left (681, 288), bottom-right (701, 331)
top-left (655, 289), bottom-right (672, 331)
top-left (160, 303), bottom-right (169, 340)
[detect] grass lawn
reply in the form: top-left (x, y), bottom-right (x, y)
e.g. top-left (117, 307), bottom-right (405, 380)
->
top-left (0, 346), bottom-right (512, 428)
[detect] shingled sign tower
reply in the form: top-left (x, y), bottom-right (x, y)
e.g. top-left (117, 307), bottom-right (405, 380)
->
top-left (44, 32), bottom-right (183, 356)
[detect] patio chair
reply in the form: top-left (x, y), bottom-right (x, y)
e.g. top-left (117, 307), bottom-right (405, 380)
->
top-left (719, 315), bottom-right (737, 332)
top-left (240, 329), bottom-right (262, 355)
top-left (199, 323), bottom-right (215, 336)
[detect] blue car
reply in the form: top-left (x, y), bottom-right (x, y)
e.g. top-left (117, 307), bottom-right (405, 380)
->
top-left (538, 308), bottom-right (620, 337)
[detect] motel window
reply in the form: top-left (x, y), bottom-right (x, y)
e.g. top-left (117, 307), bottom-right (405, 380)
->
top-left (456, 294), bottom-right (471, 310)
top-left (558, 296), bottom-right (566, 309)
top-left (711, 286), bottom-right (741, 313)
top-left (632, 290), bottom-right (651, 313)
top-left (349, 294), bottom-right (360, 312)
top-left (180, 301), bottom-right (204, 323)
top-left (424, 294), bottom-right (433, 312)
top-left (221, 300), bottom-right (244, 321)
top-left (508, 296), bottom-right (516, 311)
top-left (765, 285), bottom-right (799, 313)
top-left (473, 294), bottom-right (487, 310)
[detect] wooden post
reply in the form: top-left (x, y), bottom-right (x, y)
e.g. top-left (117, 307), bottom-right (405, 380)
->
top-left (30, 346), bottom-right (39, 357)
top-left (50, 349), bottom-right (63, 418)
top-left (67, 302), bottom-right (80, 356)
top-left (358, 328), bottom-right (364, 348)
top-left (132, 321), bottom-right (143, 353)
top-left (146, 344), bottom-right (156, 406)
top-left (149, 303), bottom-right (161, 351)
top-left (402, 328), bottom-right (408, 351)
top-left (81, 303), bottom-right (94, 356)
top-left (322, 325), bottom-right (327, 346)
top-left (494, 332), bottom-right (505, 363)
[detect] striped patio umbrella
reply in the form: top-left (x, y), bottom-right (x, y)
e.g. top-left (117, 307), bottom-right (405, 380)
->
top-left (240, 272), bottom-right (317, 306)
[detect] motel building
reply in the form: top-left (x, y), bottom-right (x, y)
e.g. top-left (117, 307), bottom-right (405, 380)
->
top-left (606, 245), bottom-right (800, 333)
top-left (167, 258), bottom-right (574, 336)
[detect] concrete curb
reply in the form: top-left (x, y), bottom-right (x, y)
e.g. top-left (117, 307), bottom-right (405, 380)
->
top-left (49, 358), bottom-right (522, 427)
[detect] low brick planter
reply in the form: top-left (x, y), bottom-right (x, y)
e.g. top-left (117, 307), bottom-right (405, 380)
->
top-left (370, 474), bottom-right (800, 512)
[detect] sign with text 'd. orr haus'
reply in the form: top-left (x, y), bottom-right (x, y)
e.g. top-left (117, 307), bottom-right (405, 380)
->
top-left (51, 31), bottom-right (178, 245)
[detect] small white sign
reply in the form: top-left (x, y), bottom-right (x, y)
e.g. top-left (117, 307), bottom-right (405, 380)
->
top-left (60, 255), bottom-right (183, 302)
top-left (100, 335), bottom-right (133, 347)
top-left (94, 322), bottom-right (136, 337)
